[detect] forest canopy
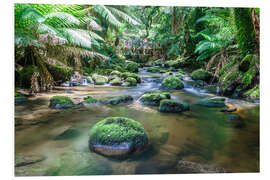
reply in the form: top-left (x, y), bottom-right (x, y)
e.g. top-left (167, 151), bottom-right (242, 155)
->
top-left (14, 4), bottom-right (260, 99)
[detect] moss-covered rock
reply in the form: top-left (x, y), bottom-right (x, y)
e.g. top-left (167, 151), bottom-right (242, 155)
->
top-left (125, 77), bottom-right (137, 86)
top-left (15, 92), bottom-right (27, 104)
top-left (197, 97), bottom-right (226, 107)
top-left (126, 62), bottom-right (139, 73)
top-left (159, 69), bottom-right (169, 73)
top-left (147, 67), bottom-right (159, 73)
top-left (161, 76), bottom-right (184, 90)
top-left (102, 95), bottom-right (133, 105)
top-left (140, 92), bottom-right (171, 106)
top-left (92, 74), bottom-right (108, 85)
top-left (49, 96), bottom-right (74, 109)
top-left (121, 72), bottom-right (141, 83)
top-left (191, 69), bottom-right (212, 82)
top-left (83, 96), bottom-right (99, 104)
top-left (47, 64), bottom-right (73, 84)
top-left (175, 70), bottom-right (185, 77)
top-left (110, 77), bottom-right (122, 86)
top-left (164, 59), bottom-right (184, 68)
top-left (110, 70), bottom-right (121, 76)
top-left (159, 99), bottom-right (189, 113)
top-left (88, 117), bottom-right (148, 157)
top-left (86, 76), bottom-right (94, 84)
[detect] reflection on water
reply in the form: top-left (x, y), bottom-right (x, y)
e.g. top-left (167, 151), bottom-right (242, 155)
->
top-left (15, 70), bottom-right (259, 175)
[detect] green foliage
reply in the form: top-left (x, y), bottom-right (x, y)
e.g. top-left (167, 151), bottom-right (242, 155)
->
top-left (244, 85), bottom-right (259, 99)
top-left (239, 54), bottom-right (253, 72)
top-left (219, 60), bottom-right (237, 76)
top-left (16, 66), bottom-right (34, 88)
top-left (233, 8), bottom-right (257, 56)
top-left (89, 117), bottom-right (148, 146)
top-left (241, 66), bottom-right (258, 89)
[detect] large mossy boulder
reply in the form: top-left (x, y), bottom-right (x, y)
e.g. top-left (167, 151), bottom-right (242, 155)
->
top-left (121, 72), bottom-right (141, 83)
top-left (140, 92), bottom-right (171, 106)
top-left (109, 77), bottom-right (122, 86)
top-left (15, 92), bottom-right (27, 104)
top-left (161, 76), bottom-right (184, 90)
top-left (92, 74), bottom-right (108, 85)
top-left (159, 99), bottom-right (189, 113)
top-left (147, 67), bottom-right (159, 73)
top-left (110, 70), bottom-right (121, 76)
top-left (197, 97), bottom-right (226, 107)
top-left (126, 62), bottom-right (139, 73)
top-left (88, 117), bottom-right (148, 157)
top-left (49, 96), bottom-right (74, 109)
top-left (191, 69), bottom-right (212, 82)
top-left (102, 95), bottom-right (133, 105)
top-left (125, 77), bottom-right (137, 86)
top-left (47, 64), bottom-right (73, 84)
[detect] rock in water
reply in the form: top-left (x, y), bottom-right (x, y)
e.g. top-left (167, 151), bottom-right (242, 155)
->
top-left (49, 96), bottom-right (74, 109)
top-left (140, 92), bottom-right (171, 106)
top-left (89, 117), bottom-right (148, 157)
top-left (177, 160), bottom-right (228, 173)
top-left (15, 92), bottom-right (27, 104)
top-left (161, 76), bottom-right (184, 90)
top-left (197, 97), bottom-right (226, 107)
top-left (159, 99), bottom-right (189, 113)
top-left (191, 69), bottom-right (213, 82)
top-left (102, 95), bottom-right (133, 105)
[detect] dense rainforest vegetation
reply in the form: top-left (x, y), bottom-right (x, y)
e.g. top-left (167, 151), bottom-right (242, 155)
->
top-left (15, 4), bottom-right (260, 100)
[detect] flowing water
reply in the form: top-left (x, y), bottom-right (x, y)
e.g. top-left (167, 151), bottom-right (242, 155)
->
top-left (15, 68), bottom-right (259, 175)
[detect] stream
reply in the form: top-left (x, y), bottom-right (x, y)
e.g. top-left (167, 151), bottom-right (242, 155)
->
top-left (15, 68), bottom-right (260, 175)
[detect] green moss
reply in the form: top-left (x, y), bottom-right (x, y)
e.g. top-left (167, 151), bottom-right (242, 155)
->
top-left (176, 70), bottom-right (185, 77)
top-left (121, 72), bottom-right (141, 83)
top-left (125, 77), bottom-right (137, 86)
top-left (239, 54), bottom-right (253, 72)
top-left (92, 74), bottom-right (108, 85)
top-left (197, 97), bottom-right (226, 107)
top-left (244, 85), bottom-right (260, 99)
top-left (219, 60), bottom-right (238, 77)
top-left (83, 96), bottom-right (98, 104)
top-left (126, 62), bottom-right (139, 73)
top-left (110, 70), bottom-right (121, 76)
top-left (89, 117), bottom-right (148, 147)
top-left (161, 76), bottom-right (184, 90)
top-left (110, 77), bottom-right (122, 86)
top-left (140, 92), bottom-right (171, 106)
top-left (114, 65), bottom-right (125, 73)
top-left (159, 99), bottom-right (189, 113)
top-left (191, 69), bottom-right (212, 82)
top-left (233, 8), bottom-right (257, 56)
top-left (164, 59), bottom-right (184, 68)
top-left (102, 95), bottom-right (133, 105)
top-left (47, 64), bottom-right (73, 83)
top-left (241, 66), bottom-right (257, 89)
top-left (147, 67), bottom-right (159, 73)
top-left (49, 96), bottom-right (74, 109)
top-left (220, 69), bottom-right (242, 92)
top-left (159, 69), bottom-right (169, 73)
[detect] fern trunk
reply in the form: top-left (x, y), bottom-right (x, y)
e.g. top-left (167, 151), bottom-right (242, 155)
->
top-left (233, 8), bottom-right (257, 56)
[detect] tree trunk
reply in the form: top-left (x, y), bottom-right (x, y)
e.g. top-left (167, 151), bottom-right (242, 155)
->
top-left (171, 7), bottom-right (176, 34)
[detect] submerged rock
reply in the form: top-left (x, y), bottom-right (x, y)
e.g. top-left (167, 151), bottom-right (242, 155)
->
top-left (89, 117), bottom-right (148, 157)
top-left (161, 76), bottom-right (184, 90)
top-left (15, 155), bottom-right (46, 167)
top-left (15, 92), bottom-right (27, 104)
top-left (140, 92), bottom-right (171, 106)
top-left (191, 69), bottom-right (212, 82)
top-left (159, 99), bottom-right (189, 113)
top-left (177, 160), bottom-right (227, 173)
top-left (224, 114), bottom-right (245, 128)
top-left (54, 128), bottom-right (81, 140)
top-left (47, 151), bottom-right (112, 175)
top-left (197, 97), bottom-right (226, 107)
top-left (147, 67), bottom-right (159, 73)
top-left (102, 95), bottom-right (133, 105)
top-left (49, 96), bottom-right (74, 109)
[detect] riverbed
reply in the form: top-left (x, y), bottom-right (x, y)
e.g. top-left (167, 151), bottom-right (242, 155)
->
top-left (15, 68), bottom-right (259, 175)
